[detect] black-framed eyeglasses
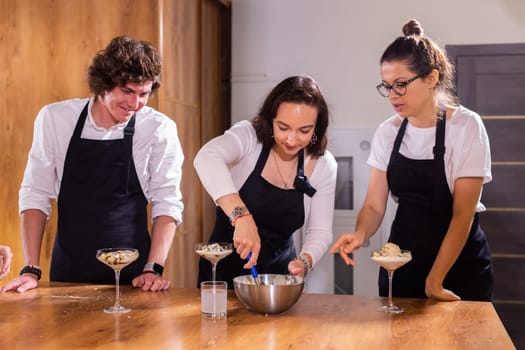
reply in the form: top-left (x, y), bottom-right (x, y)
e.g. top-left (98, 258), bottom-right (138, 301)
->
top-left (376, 74), bottom-right (424, 97)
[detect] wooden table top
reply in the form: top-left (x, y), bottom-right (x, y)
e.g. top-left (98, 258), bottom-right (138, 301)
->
top-left (0, 282), bottom-right (515, 349)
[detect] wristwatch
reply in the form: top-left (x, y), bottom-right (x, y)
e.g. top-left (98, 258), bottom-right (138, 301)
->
top-left (143, 262), bottom-right (164, 276)
top-left (228, 206), bottom-right (249, 225)
top-left (297, 254), bottom-right (312, 277)
top-left (20, 265), bottom-right (42, 280)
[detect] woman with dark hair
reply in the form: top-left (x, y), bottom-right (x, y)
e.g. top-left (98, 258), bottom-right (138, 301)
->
top-left (331, 19), bottom-right (493, 301)
top-left (194, 75), bottom-right (337, 287)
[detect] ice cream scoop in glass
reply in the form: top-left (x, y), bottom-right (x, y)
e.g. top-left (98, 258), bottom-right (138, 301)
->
top-left (96, 248), bottom-right (139, 314)
top-left (195, 242), bottom-right (233, 281)
top-left (371, 244), bottom-right (412, 314)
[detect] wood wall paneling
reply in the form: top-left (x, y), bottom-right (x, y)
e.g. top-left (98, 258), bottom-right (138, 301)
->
top-left (160, 0), bottom-right (200, 105)
top-left (201, 0), bottom-right (232, 241)
top-left (160, 0), bottom-right (202, 288)
top-left (0, 0), bottom-right (230, 288)
top-left (1, 0), bottom-right (160, 282)
top-left (160, 0), bottom-right (231, 287)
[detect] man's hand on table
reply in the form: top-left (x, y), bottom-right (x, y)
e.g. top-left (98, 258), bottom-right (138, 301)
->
top-left (0, 275), bottom-right (39, 293)
top-left (132, 272), bottom-right (170, 291)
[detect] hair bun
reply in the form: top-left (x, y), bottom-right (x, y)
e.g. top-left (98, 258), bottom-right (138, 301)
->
top-left (402, 19), bottom-right (424, 37)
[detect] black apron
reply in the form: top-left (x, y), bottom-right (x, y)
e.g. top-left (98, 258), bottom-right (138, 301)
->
top-left (383, 114), bottom-right (493, 301)
top-left (51, 102), bottom-right (150, 284)
top-left (198, 147), bottom-right (306, 288)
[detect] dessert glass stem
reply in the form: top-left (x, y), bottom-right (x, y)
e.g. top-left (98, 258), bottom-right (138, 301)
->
top-left (212, 262), bottom-right (217, 282)
top-left (387, 270), bottom-right (394, 308)
top-left (113, 269), bottom-right (122, 309)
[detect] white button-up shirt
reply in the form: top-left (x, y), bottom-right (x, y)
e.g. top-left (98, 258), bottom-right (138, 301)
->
top-left (19, 97), bottom-right (184, 224)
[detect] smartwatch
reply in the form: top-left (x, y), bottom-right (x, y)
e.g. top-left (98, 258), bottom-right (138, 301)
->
top-left (143, 262), bottom-right (164, 276)
top-left (20, 265), bottom-right (42, 280)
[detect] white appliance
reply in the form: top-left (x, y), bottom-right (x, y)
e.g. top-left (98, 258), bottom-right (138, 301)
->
top-left (301, 126), bottom-right (395, 296)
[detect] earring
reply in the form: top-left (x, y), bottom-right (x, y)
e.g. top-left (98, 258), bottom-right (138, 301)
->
top-left (310, 133), bottom-right (317, 145)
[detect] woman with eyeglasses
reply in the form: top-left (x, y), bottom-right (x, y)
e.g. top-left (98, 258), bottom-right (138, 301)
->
top-left (194, 75), bottom-right (337, 288)
top-left (330, 19), bottom-right (493, 301)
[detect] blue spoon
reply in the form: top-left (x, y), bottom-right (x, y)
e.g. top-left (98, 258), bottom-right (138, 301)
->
top-left (247, 252), bottom-right (262, 285)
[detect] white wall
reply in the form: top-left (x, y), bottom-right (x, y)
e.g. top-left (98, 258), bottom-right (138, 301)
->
top-left (230, 0), bottom-right (525, 295)
top-left (231, 0), bottom-right (525, 128)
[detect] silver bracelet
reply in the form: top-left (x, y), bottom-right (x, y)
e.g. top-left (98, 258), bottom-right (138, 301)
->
top-left (297, 254), bottom-right (312, 277)
top-left (228, 206), bottom-right (249, 226)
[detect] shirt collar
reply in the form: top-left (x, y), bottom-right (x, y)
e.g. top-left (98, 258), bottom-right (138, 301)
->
top-left (87, 96), bottom-right (128, 131)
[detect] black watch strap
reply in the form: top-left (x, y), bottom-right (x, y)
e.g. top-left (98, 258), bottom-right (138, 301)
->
top-left (143, 262), bottom-right (164, 276)
top-left (20, 265), bottom-right (42, 280)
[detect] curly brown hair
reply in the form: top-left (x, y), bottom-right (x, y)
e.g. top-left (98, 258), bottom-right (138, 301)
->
top-left (251, 75), bottom-right (329, 157)
top-left (87, 36), bottom-right (162, 97)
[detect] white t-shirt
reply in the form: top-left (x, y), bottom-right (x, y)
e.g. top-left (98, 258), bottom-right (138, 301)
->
top-left (367, 106), bottom-right (492, 212)
top-left (19, 97), bottom-right (184, 223)
top-left (193, 120), bottom-right (338, 266)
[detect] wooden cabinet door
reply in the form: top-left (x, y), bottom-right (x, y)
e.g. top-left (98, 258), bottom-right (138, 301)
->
top-left (448, 43), bottom-right (525, 349)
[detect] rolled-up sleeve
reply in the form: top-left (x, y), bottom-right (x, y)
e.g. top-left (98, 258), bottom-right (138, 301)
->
top-left (147, 120), bottom-right (185, 224)
top-left (19, 105), bottom-right (63, 217)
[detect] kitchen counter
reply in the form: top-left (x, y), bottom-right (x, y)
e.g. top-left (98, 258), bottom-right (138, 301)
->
top-left (0, 282), bottom-right (515, 349)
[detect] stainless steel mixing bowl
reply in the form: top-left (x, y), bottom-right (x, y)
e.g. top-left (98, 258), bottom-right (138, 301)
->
top-left (233, 274), bottom-right (304, 314)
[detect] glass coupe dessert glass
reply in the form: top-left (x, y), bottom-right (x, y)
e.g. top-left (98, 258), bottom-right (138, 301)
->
top-left (96, 248), bottom-right (139, 314)
top-left (194, 242), bottom-right (233, 281)
top-left (371, 249), bottom-right (412, 314)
